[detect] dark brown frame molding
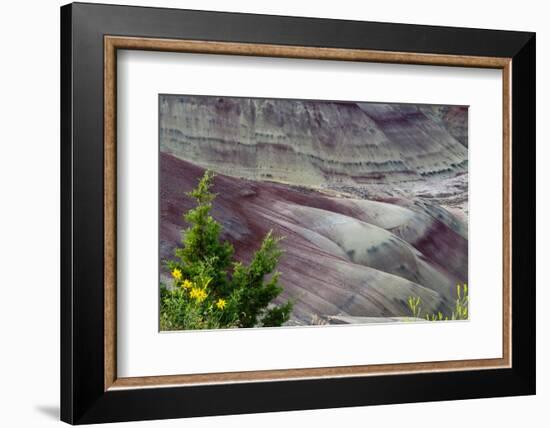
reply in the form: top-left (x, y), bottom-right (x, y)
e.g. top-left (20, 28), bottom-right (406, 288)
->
top-left (62, 3), bottom-right (535, 423)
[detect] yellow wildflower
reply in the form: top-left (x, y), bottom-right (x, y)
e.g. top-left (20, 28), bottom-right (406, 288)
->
top-left (216, 298), bottom-right (227, 310)
top-left (182, 279), bottom-right (193, 289)
top-left (190, 287), bottom-right (207, 303)
top-left (171, 268), bottom-right (182, 280)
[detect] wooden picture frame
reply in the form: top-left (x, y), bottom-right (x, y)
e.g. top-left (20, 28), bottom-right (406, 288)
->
top-left (61, 2), bottom-right (535, 424)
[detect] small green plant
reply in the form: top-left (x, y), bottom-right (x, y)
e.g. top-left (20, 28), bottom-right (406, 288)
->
top-left (407, 283), bottom-right (469, 321)
top-left (160, 170), bottom-right (293, 330)
top-left (407, 296), bottom-right (422, 319)
top-left (452, 283), bottom-right (469, 320)
top-left (425, 311), bottom-right (446, 322)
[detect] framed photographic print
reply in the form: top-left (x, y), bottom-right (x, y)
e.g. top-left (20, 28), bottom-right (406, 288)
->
top-left (60, 2), bottom-right (536, 424)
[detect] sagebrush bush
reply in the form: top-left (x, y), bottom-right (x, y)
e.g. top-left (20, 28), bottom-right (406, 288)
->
top-left (160, 170), bottom-right (293, 331)
top-left (407, 283), bottom-right (469, 321)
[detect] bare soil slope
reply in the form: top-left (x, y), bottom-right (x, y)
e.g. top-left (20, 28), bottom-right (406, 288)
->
top-left (161, 153), bottom-right (467, 325)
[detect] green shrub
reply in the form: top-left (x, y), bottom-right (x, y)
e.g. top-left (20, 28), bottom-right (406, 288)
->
top-left (160, 170), bottom-right (293, 330)
top-left (407, 296), bottom-right (422, 319)
top-left (407, 283), bottom-right (469, 321)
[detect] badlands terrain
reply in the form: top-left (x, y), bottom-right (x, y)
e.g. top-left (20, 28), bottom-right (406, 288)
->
top-left (159, 95), bottom-right (468, 325)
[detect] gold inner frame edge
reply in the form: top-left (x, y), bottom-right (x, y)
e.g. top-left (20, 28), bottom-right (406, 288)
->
top-left (104, 36), bottom-right (512, 391)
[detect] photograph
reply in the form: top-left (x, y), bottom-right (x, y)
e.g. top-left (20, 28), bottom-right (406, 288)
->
top-left (159, 94), bottom-right (469, 331)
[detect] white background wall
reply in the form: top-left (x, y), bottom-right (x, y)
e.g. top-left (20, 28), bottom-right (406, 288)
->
top-left (0, 0), bottom-right (545, 426)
